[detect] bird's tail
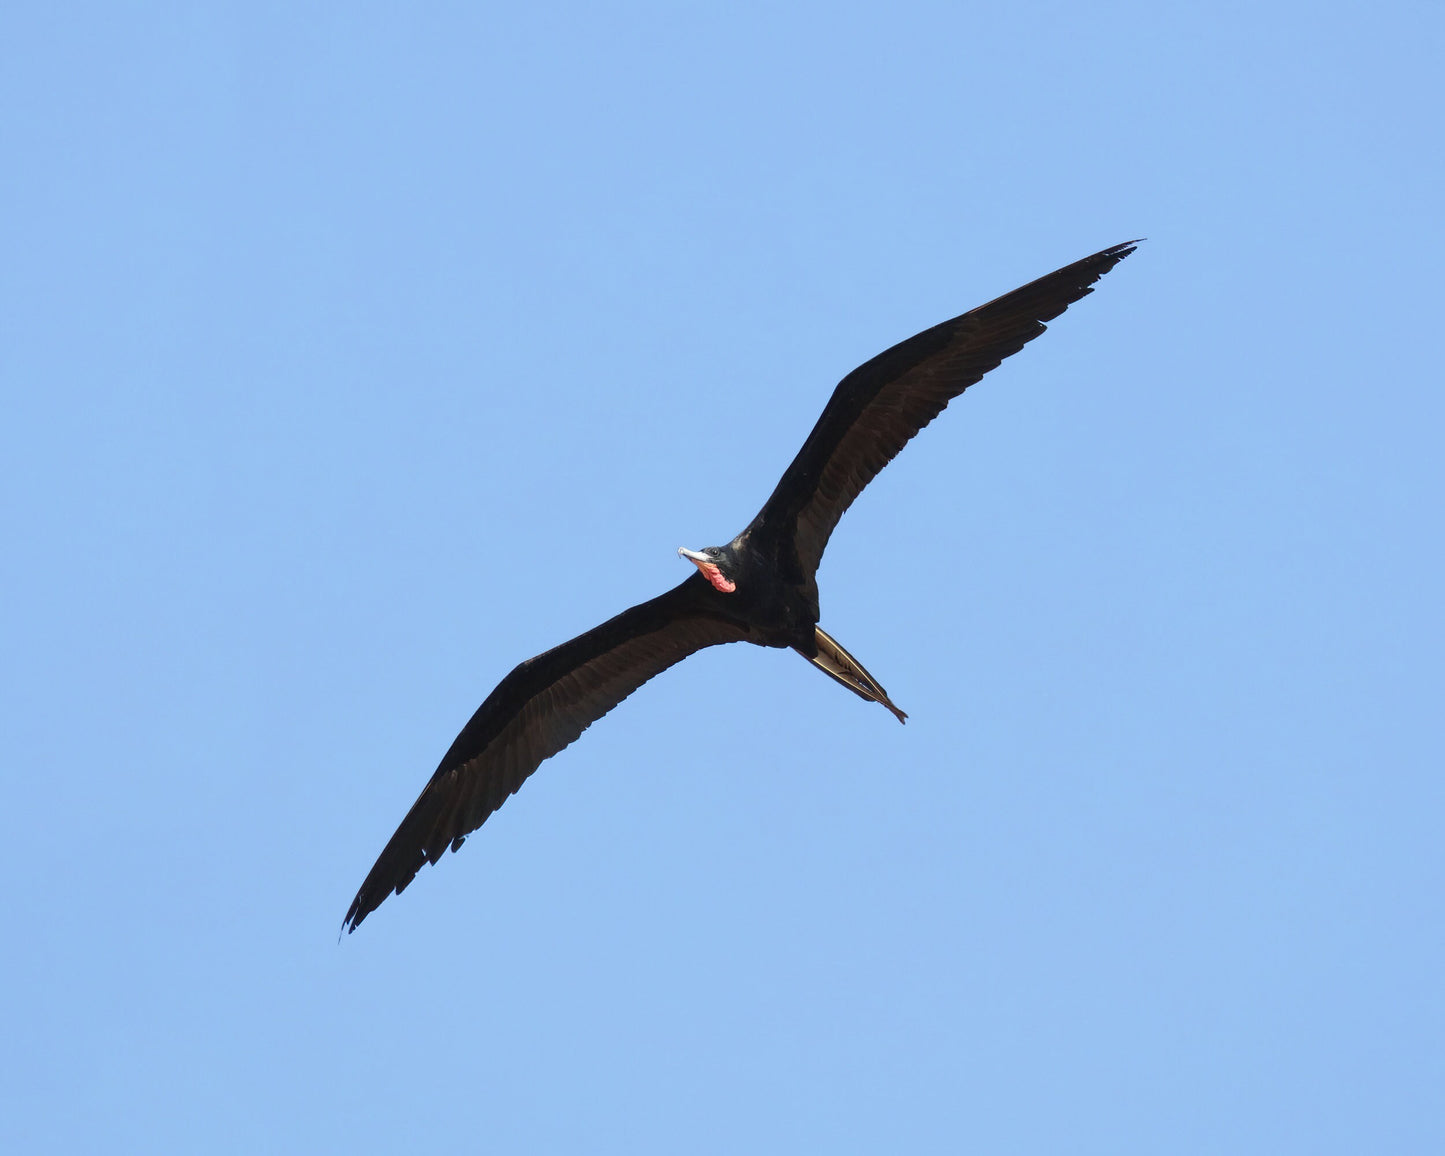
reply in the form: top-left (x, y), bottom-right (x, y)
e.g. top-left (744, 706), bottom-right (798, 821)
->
top-left (797, 627), bottom-right (908, 724)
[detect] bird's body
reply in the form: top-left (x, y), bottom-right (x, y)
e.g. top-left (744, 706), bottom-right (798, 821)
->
top-left (344, 240), bottom-right (1137, 932)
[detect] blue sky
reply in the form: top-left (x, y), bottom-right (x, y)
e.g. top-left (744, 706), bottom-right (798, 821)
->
top-left (3, 2), bottom-right (1442, 1152)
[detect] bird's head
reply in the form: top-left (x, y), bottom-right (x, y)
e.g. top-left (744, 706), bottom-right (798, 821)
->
top-left (677, 545), bottom-right (739, 593)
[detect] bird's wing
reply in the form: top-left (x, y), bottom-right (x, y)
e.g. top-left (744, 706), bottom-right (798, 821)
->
top-left (754, 241), bottom-right (1137, 576)
top-left (344, 577), bottom-right (747, 932)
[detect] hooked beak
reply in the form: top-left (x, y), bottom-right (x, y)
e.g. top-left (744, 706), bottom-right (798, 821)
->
top-left (677, 547), bottom-right (736, 593)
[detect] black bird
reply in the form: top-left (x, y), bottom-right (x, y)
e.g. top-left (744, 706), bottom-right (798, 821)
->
top-left (344, 241), bottom-right (1137, 931)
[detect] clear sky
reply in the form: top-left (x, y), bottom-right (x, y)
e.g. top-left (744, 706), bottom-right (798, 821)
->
top-left (3, 2), bottom-right (1442, 1152)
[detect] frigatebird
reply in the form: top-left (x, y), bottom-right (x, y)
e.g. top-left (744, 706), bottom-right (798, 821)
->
top-left (343, 240), bottom-right (1137, 931)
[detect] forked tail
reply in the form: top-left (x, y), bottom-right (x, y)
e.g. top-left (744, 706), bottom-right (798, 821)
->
top-left (796, 626), bottom-right (908, 724)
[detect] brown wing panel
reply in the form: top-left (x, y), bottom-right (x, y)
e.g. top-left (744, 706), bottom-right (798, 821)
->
top-left (344, 580), bottom-right (746, 931)
top-left (759, 242), bottom-right (1138, 575)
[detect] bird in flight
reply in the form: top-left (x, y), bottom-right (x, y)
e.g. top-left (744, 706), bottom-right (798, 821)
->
top-left (344, 240), bottom-right (1138, 932)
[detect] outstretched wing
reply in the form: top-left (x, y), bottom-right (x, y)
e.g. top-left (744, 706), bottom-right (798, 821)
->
top-left (344, 577), bottom-right (747, 932)
top-left (754, 241), bottom-right (1138, 576)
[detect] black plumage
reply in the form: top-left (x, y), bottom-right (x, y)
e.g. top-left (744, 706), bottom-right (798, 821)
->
top-left (344, 240), bottom-right (1137, 932)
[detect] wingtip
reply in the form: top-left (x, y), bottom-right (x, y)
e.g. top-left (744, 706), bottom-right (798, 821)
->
top-left (1095, 239), bottom-right (1143, 264)
top-left (340, 895), bottom-right (369, 936)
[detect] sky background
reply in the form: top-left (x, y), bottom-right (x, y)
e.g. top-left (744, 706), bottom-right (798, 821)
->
top-left (3, 2), bottom-right (1442, 1152)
